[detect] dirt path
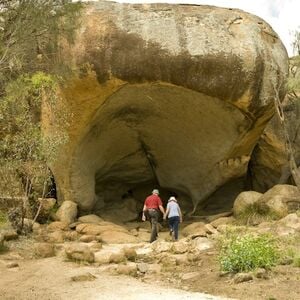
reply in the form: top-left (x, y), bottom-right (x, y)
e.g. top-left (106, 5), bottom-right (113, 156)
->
top-left (0, 257), bottom-right (230, 300)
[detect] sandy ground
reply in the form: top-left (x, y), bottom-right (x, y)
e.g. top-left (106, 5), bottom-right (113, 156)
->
top-left (0, 257), bottom-right (229, 300)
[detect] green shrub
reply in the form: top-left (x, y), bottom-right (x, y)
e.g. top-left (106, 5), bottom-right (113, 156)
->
top-left (219, 233), bottom-right (279, 272)
top-left (0, 211), bottom-right (8, 228)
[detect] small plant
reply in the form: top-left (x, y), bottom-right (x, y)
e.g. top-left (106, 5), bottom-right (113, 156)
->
top-left (219, 232), bottom-right (279, 273)
top-left (0, 211), bottom-right (8, 228)
top-left (235, 202), bottom-right (279, 225)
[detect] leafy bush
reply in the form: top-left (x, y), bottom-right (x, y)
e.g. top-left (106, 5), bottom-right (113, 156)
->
top-left (219, 233), bottom-right (279, 272)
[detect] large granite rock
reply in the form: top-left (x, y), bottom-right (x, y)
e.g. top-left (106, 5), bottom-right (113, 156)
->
top-left (250, 58), bottom-right (300, 192)
top-left (56, 201), bottom-right (77, 224)
top-left (47, 1), bottom-right (288, 214)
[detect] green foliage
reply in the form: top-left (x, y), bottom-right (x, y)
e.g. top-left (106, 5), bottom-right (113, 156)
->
top-left (0, 1), bottom-right (81, 226)
top-left (0, 0), bottom-right (82, 85)
top-left (0, 211), bottom-right (8, 228)
top-left (219, 232), bottom-right (279, 273)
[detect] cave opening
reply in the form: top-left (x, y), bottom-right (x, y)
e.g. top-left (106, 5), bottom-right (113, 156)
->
top-left (71, 82), bottom-right (250, 220)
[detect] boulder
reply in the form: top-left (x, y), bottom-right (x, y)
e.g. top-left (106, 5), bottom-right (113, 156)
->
top-left (137, 262), bottom-right (148, 273)
top-left (210, 217), bottom-right (235, 228)
top-left (89, 242), bottom-right (103, 251)
top-left (64, 231), bottom-right (79, 241)
top-left (94, 251), bottom-right (111, 265)
top-left (278, 213), bottom-right (300, 230)
top-left (76, 223), bottom-right (128, 236)
top-left (204, 224), bottom-right (218, 235)
top-left (123, 247), bottom-right (137, 261)
top-left (109, 251), bottom-right (126, 263)
top-left (148, 263), bottom-right (162, 274)
top-left (117, 262), bottom-right (137, 276)
top-left (257, 185), bottom-right (300, 218)
top-left (233, 273), bottom-right (253, 284)
top-left (174, 253), bottom-right (189, 265)
top-left (46, 231), bottom-right (65, 243)
top-left (34, 242), bottom-right (55, 258)
top-left (48, 1), bottom-right (288, 216)
top-left (233, 191), bottom-right (263, 216)
top-left (100, 231), bottom-right (139, 244)
top-left (78, 214), bottom-right (104, 224)
top-left (191, 237), bottom-right (215, 251)
top-left (79, 235), bottom-right (97, 243)
top-left (181, 222), bottom-right (207, 237)
top-left (65, 243), bottom-right (95, 263)
top-left (151, 241), bottom-right (172, 253)
top-left (56, 201), bottom-right (77, 224)
top-left (171, 241), bottom-right (189, 254)
top-left (47, 221), bottom-right (69, 232)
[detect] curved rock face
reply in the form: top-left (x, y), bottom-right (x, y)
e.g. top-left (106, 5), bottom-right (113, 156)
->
top-left (50, 1), bottom-right (288, 214)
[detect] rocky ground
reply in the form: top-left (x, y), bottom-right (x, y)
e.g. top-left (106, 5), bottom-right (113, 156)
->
top-left (0, 217), bottom-right (300, 299)
top-left (1, 184), bottom-right (300, 300)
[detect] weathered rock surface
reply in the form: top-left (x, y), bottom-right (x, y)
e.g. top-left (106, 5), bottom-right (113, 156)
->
top-left (250, 91), bottom-right (300, 192)
top-left (117, 262), bottom-right (137, 276)
top-left (182, 222), bottom-right (208, 237)
top-left (256, 184), bottom-right (300, 218)
top-left (47, 1), bottom-right (288, 216)
top-left (233, 191), bottom-right (263, 216)
top-left (65, 243), bottom-right (95, 263)
top-left (78, 214), bottom-right (104, 224)
top-left (76, 223), bottom-right (128, 236)
top-left (100, 231), bottom-right (139, 244)
top-left (56, 201), bottom-right (77, 224)
top-left (47, 221), bottom-right (69, 232)
top-left (34, 243), bottom-right (55, 258)
top-left (233, 273), bottom-right (253, 284)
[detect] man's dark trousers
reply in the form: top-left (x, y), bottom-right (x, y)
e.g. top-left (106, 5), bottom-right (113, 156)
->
top-left (147, 209), bottom-right (159, 243)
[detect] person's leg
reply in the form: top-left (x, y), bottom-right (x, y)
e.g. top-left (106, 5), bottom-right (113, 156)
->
top-left (173, 216), bottom-right (180, 240)
top-left (168, 218), bottom-right (173, 235)
top-left (149, 210), bottom-right (158, 243)
top-left (168, 217), bottom-right (175, 240)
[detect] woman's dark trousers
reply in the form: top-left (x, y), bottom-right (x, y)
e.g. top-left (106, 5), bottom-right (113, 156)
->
top-left (168, 216), bottom-right (180, 240)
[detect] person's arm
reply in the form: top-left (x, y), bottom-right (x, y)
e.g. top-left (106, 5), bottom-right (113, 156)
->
top-left (142, 204), bottom-right (147, 221)
top-left (164, 205), bottom-right (169, 219)
top-left (157, 196), bottom-right (165, 215)
top-left (159, 204), bottom-right (165, 215)
top-left (178, 205), bottom-right (183, 222)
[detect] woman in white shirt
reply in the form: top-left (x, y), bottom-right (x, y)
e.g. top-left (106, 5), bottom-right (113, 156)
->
top-left (163, 196), bottom-right (183, 241)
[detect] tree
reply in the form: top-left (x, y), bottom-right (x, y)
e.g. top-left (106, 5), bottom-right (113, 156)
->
top-left (0, 0), bottom-right (82, 232)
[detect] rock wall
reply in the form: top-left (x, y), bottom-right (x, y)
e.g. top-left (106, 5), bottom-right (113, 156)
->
top-left (47, 1), bottom-right (288, 214)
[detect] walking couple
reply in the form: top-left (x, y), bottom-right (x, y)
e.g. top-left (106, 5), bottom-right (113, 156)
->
top-left (142, 189), bottom-right (183, 243)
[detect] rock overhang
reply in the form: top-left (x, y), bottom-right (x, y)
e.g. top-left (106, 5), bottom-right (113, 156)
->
top-left (48, 1), bottom-right (289, 215)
